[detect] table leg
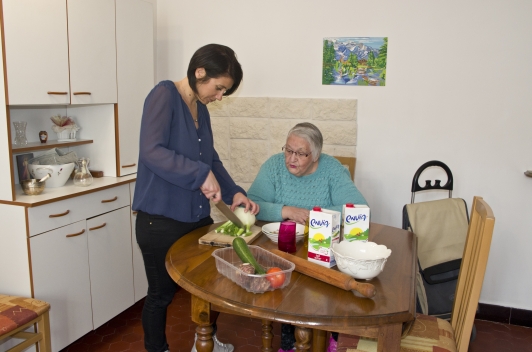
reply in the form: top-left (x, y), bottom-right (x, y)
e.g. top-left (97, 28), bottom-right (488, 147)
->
top-left (261, 319), bottom-right (274, 352)
top-left (376, 323), bottom-right (402, 352)
top-left (191, 294), bottom-right (214, 352)
top-left (312, 329), bottom-right (327, 352)
top-left (294, 326), bottom-right (312, 351)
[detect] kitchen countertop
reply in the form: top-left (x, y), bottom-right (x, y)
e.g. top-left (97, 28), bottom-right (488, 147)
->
top-left (1, 174), bottom-right (137, 207)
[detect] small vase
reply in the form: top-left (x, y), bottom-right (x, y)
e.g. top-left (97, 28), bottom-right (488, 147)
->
top-left (73, 157), bottom-right (93, 187)
top-left (39, 131), bottom-right (48, 143)
top-left (13, 121), bottom-right (28, 146)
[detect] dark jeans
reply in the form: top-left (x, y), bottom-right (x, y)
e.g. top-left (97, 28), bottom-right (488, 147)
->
top-left (136, 211), bottom-right (214, 352)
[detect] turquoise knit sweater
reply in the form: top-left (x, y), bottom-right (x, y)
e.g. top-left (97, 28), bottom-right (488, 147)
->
top-left (248, 153), bottom-right (368, 222)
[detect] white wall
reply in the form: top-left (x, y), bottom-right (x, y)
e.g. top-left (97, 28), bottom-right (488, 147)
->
top-left (156, 0), bottom-right (532, 310)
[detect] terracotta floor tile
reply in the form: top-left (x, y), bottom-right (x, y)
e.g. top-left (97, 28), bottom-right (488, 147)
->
top-left (108, 340), bottom-right (131, 351)
top-left (60, 288), bottom-right (532, 352)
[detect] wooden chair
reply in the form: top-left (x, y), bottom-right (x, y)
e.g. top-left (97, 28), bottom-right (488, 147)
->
top-left (0, 294), bottom-right (52, 352)
top-left (336, 196), bottom-right (495, 352)
top-left (334, 156), bottom-right (356, 180)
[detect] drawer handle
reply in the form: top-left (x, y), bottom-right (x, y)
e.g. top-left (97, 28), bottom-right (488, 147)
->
top-left (89, 223), bottom-right (106, 231)
top-left (66, 229), bottom-right (85, 238)
top-left (49, 210), bottom-right (70, 218)
top-left (73, 92), bottom-right (91, 95)
top-left (122, 163), bottom-right (136, 168)
top-left (101, 196), bottom-right (118, 203)
top-left (47, 91), bottom-right (68, 95)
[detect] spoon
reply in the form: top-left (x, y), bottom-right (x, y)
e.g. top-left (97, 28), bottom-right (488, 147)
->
top-left (39, 173), bottom-right (51, 182)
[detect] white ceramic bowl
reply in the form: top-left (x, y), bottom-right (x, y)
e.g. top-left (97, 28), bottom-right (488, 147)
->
top-left (28, 163), bottom-right (75, 188)
top-left (331, 241), bottom-right (392, 280)
top-left (262, 222), bottom-right (307, 243)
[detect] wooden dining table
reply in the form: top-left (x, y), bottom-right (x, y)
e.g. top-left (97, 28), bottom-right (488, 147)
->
top-left (165, 221), bottom-right (417, 352)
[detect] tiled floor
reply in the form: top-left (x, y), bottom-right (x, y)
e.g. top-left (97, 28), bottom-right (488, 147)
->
top-left (60, 288), bottom-right (532, 352)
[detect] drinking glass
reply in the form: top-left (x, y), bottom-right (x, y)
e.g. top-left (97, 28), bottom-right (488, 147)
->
top-left (278, 221), bottom-right (296, 253)
top-left (13, 121), bottom-right (28, 146)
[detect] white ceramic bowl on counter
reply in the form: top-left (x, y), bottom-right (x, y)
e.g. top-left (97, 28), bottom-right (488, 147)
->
top-left (27, 162), bottom-right (75, 188)
top-left (331, 241), bottom-right (392, 280)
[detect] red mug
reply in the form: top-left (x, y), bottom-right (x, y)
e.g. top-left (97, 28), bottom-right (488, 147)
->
top-left (278, 221), bottom-right (297, 253)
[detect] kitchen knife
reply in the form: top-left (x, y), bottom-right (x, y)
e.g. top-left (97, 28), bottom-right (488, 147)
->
top-left (214, 202), bottom-right (245, 228)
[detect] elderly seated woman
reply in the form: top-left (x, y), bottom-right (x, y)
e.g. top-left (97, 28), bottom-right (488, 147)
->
top-left (247, 122), bottom-right (368, 352)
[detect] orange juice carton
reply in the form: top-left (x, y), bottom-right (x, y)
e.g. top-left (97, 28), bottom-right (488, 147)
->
top-left (308, 206), bottom-right (341, 268)
top-left (342, 203), bottom-right (370, 242)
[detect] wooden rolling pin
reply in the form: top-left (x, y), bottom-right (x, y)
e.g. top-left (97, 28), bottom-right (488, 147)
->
top-left (271, 249), bottom-right (376, 298)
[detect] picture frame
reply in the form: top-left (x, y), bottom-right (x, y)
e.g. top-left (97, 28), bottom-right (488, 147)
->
top-left (16, 153), bottom-right (34, 182)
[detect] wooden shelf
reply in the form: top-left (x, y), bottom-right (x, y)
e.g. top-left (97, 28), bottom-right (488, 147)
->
top-left (11, 139), bottom-right (93, 153)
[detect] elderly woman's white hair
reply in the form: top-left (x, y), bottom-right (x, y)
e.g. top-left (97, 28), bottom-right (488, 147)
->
top-left (287, 122), bottom-right (323, 161)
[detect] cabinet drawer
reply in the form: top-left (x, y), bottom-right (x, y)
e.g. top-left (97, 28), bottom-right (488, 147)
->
top-left (28, 184), bottom-right (130, 236)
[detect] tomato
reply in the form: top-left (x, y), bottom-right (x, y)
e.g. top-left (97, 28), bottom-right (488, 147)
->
top-left (266, 267), bottom-right (286, 289)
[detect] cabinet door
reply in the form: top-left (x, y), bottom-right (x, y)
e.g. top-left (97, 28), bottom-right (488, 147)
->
top-left (2, 0), bottom-right (70, 105)
top-left (130, 182), bottom-right (148, 301)
top-left (87, 206), bottom-right (134, 328)
top-left (68, 0), bottom-right (117, 104)
top-left (30, 220), bottom-right (93, 352)
top-left (115, 0), bottom-right (154, 175)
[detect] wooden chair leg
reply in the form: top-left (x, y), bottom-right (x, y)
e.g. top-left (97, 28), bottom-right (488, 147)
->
top-left (312, 329), bottom-right (327, 352)
top-left (38, 311), bottom-right (52, 352)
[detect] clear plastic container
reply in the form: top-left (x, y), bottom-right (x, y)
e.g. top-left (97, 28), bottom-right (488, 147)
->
top-left (212, 245), bottom-right (295, 294)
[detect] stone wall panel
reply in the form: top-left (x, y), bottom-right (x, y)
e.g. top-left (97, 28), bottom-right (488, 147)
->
top-left (230, 117), bottom-right (269, 139)
top-left (312, 99), bottom-right (357, 121)
top-left (230, 140), bottom-right (269, 183)
top-left (229, 97), bottom-right (270, 117)
top-left (211, 116), bottom-right (230, 160)
top-left (269, 98), bottom-right (312, 119)
top-left (208, 97), bottom-right (234, 117)
top-left (312, 121), bottom-right (357, 146)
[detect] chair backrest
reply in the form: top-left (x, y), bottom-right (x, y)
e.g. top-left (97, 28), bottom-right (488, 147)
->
top-left (411, 160), bottom-right (454, 203)
top-left (334, 156), bottom-right (356, 180)
top-left (451, 196), bottom-right (495, 352)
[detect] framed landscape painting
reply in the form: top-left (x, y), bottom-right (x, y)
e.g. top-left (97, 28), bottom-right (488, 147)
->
top-left (322, 37), bottom-right (388, 86)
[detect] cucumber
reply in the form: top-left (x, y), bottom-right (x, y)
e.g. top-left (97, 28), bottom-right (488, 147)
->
top-left (232, 237), bottom-right (266, 275)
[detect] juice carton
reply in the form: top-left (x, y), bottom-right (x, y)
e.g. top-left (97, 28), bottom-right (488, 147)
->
top-left (342, 203), bottom-right (370, 242)
top-left (307, 206), bottom-right (341, 268)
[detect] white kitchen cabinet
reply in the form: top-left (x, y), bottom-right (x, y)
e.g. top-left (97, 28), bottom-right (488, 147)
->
top-left (116, 0), bottom-right (154, 175)
top-left (8, 183), bottom-right (135, 352)
top-left (67, 0), bottom-right (117, 105)
top-left (130, 181), bottom-right (148, 302)
top-left (30, 220), bottom-right (93, 352)
top-left (2, 0), bottom-right (69, 105)
top-left (27, 182), bottom-right (130, 237)
top-left (2, 0), bottom-right (117, 105)
top-left (88, 206), bottom-right (134, 328)
top-left (0, 0), bottom-right (153, 348)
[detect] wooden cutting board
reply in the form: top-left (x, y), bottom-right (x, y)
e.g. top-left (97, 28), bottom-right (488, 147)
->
top-left (198, 225), bottom-right (262, 247)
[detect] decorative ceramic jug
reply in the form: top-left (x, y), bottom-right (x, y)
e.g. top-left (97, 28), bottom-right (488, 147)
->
top-left (39, 131), bottom-right (48, 143)
top-left (73, 157), bottom-right (93, 187)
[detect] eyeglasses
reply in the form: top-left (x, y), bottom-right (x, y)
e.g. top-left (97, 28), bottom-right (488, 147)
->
top-left (282, 146), bottom-right (310, 159)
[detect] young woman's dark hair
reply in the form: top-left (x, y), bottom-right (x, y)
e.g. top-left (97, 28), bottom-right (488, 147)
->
top-left (187, 44), bottom-right (243, 96)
